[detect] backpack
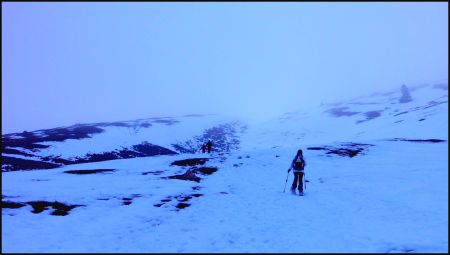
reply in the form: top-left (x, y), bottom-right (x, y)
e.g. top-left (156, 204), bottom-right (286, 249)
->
top-left (293, 156), bottom-right (304, 170)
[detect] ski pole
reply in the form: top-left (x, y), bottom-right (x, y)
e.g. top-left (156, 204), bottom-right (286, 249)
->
top-left (304, 172), bottom-right (306, 191)
top-left (283, 170), bottom-right (290, 193)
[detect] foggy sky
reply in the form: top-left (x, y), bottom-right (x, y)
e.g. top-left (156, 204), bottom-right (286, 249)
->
top-left (2, 2), bottom-right (448, 134)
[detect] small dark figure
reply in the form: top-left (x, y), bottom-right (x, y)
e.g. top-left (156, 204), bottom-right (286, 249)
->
top-left (288, 149), bottom-right (306, 195)
top-left (200, 143), bottom-right (207, 153)
top-left (399, 84), bottom-right (412, 103)
top-left (206, 140), bottom-right (213, 153)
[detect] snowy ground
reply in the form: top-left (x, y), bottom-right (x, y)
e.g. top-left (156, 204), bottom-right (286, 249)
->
top-left (2, 84), bottom-right (448, 252)
top-left (2, 137), bottom-right (447, 252)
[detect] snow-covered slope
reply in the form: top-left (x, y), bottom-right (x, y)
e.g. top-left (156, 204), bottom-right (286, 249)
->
top-left (2, 83), bottom-right (448, 252)
top-left (242, 83), bottom-right (448, 151)
top-left (2, 114), bottom-right (246, 171)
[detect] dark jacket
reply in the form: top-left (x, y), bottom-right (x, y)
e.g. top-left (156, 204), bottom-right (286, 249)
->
top-left (290, 154), bottom-right (306, 172)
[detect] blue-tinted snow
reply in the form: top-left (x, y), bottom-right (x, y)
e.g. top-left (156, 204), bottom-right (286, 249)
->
top-left (2, 84), bottom-right (448, 252)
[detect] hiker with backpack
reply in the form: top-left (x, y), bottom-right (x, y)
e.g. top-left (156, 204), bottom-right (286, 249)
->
top-left (200, 143), bottom-right (207, 153)
top-left (206, 140), bottom-right (213, 153)
top-left (287, 149), bottom-right (306, 195)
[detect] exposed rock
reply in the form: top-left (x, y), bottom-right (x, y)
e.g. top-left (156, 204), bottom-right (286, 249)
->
top-left (2, 201), bottom-right (26, 209)
top-left (388, 138), bottom-right (446, 143)
top-left (64, 169), bottom-right (115, 175)
top-left (326, 107), bottom-right (360, 117)
top-left (307, 143), bottom-right (374, 158)
top-left (195, 167), bottom-right (218, 175)
top-left (170, 158), bottom-right (209, 167)
top-left (399, 84), bottom-right (413, 103)
top-left (24, 201), bottom-right (83, 216)
top-left (167, 169), bottom-right (201, 182)
top-left (2, 156), bottom-right (61, 171)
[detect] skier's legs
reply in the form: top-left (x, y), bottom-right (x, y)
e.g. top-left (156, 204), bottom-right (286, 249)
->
top-left (298, 172), bottom-right (304, 192)
top-left (291, 172), bottom-right (299, 190)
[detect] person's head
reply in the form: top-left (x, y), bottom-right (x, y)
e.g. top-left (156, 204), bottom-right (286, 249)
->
top-left (297, 149), bottom-right (303, 155)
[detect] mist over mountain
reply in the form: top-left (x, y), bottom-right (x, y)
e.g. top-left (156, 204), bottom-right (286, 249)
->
top-left (2, 82), bottom-right (447, 172)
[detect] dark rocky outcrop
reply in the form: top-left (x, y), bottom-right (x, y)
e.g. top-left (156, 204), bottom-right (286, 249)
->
top-left (195, 167), bottom-right (218, 175)
top-left (142, 170), bottom-right (164, 175)
top-left (326, 107), bottom-right (360, 117)
top-left (2, 156), bottom-right (61, 171)
top-left (167, 158), bottom-right (218, 182)
top-left (2, 201), bottom-right (27, 209)
top-left (176, 203), bottom-right (190, 209)
top-left (69, 142), bottom-right (178, 165)
top-left (356, 110), bottom-right (383, 124)
top-left (3, 142), bottom-right (178, 172)
top-left (170, 158), bottom-right (209, 167)
top-left (388, 138), bottom-right (446, 143)
top-left (167, 169), bottom-right (201, 182)
top-left (3, 200), bottom-right (84, 216)
top-left (2, 125), bottom-right (104, 151)
top-left (64, 169), bottom-right (115, 175)
top-left (307, 143), bottom-right (374, 158)
top-left (399, 84), bottom-right (413, 103)
top-left (154, 193), bottom-right (204, 211)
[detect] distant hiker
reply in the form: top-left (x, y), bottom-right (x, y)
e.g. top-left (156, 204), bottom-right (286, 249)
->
top-left (206, 140), bottom-right (213, 153)
top-left (288, 149), bottom-right (306, 195)
top-left (200, 143), bottom-right (207, 153)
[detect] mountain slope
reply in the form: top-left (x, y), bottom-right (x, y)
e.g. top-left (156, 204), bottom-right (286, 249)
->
top-left (2, 82), bottom-right (448, 252)
top-left (241, 83), bottom-right (448, 151)
top-left (2, 115), bottom-right (246, 171)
